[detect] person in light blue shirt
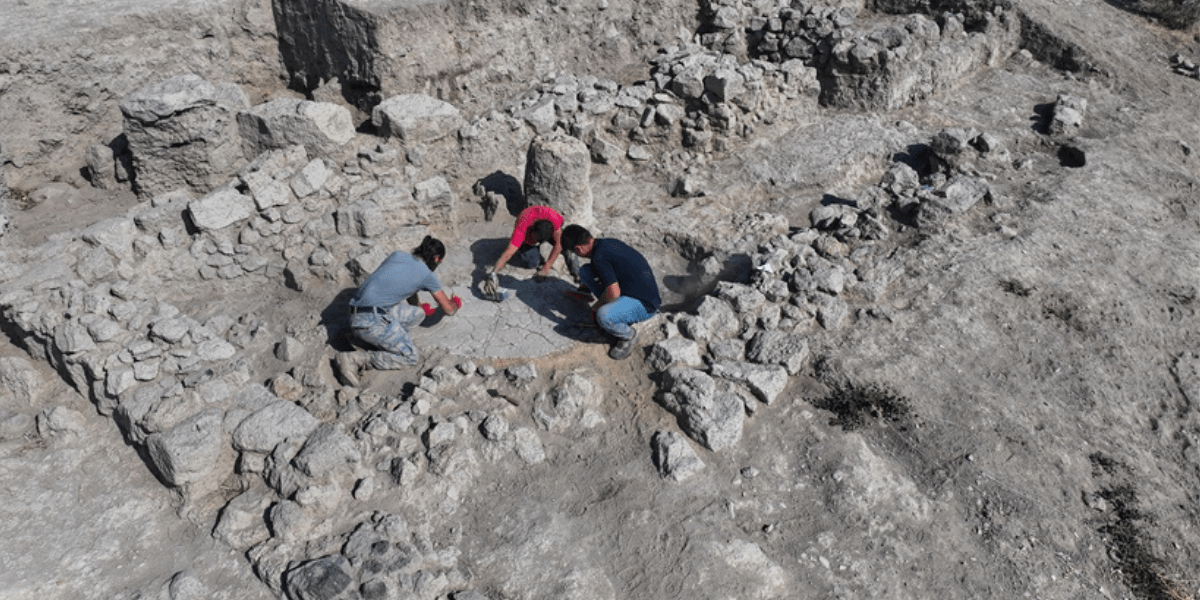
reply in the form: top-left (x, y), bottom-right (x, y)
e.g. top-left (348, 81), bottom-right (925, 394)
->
top-left (336, 236), bottom-right (460, 384)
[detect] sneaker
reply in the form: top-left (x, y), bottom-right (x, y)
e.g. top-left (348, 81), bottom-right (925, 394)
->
top-left (564, 286), bottom-right (594, 302)
top-left (608, 330), bottom-right (638, 360)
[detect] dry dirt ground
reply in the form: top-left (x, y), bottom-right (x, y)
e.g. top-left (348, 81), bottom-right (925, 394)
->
top-left (3, 1), bottom-right (1200, 600)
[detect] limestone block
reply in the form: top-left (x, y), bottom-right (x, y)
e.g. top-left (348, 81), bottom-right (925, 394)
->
top-left (0, 356), bottom-right (44, 408)
top-left (651, 430), bottom-right (705, 482)
top-left (372, 94), bottom-right (463, 145)
top-left (704, 68), bottom-right (746, 103)
top-left (233, 400), bottom-right (319, 453)
top-left (711, 362), bottom-right (789, 405)
top-left (294, 424), bottom-right (361, 479)
top-left (336, 200), bottom-right (386, 238)
top-left (715, 281), bottom-right (766, 313)
top-left (1049, 94), bottom-right (1087, 136)
top-left (145, 409), bottom-right (226, 487)
top-left (241, 170), bottom-right (294, 211)
top-left (513, 427), bottom-right (546, 464)
top-left (941, 176), bottom-right (990, 213)
top-left (188, 187), bottom-right (256, 232)
top-left (290, 159), bottom-right (331, 198)
top-left (524, 132), bottom-right (595, 227)
top-left (120, 74), bottom-right (249, 197)
top-left (658, 367), bottom-right (744, 451)
top-left (745, 331), bottom-right (809, 375)
top-left (648, 337), bottom-right (704, 371)
top-left (414, 176), bottom-right (456, 225)
top-left (515, 97), bottom-right (558, 134)
top-left (238, 98), bottom-right (354, 158)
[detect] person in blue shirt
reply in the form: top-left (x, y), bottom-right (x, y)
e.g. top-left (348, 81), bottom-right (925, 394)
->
top-left (336, 236), bottom-right (460, 385)
top-left (561, 225), bottom-right (660, 360)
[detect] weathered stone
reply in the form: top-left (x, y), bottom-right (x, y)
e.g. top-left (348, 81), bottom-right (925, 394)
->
top-left (940, 176), bottom-right (989, 213)
top-left (658, 368), bottom-right (744, 451)
top-left (213, 487), bottom-right (273, 550)
top-left (513, 427), bottom-right (545, 464)
top-left (242, 170), bottom-right (294, 211)
top-left (372, 94), bottom-right (463, 145)
top-left (237, 98), bottom-right (354, 157)
top-left (1049, 94), bottom-right (1087, 136)
top-left (285, 555), bottom-right (353, 600)
top-left (120, 74), bottom-right (249, 197)
top-left (715, 281), bottom-right (766, 313)
top-left (524, 132), bottom-right (595, 227)
top-left (745, 331), bottom-right (810, 375)
top-left (145, 409), bottom-right (225, 487)
top-left (651, 430), bottom-right (705, 481)
top-left (291, 159), bottom-right (331, 198)
top-left (336, 201), bottom-right (386, 238)
top-left (481, 414), bottom-right (509, 441)
top-left (711, 361), bottom-right (789, 405)
top-left (648, 337), bottom-right (704, 371)
top-left (188, 187), bottom-right (256, 232)
top-left (233, 400), bottom-right (319, 453)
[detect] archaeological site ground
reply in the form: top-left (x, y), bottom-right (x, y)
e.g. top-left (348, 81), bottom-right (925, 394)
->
top-left (3, 0), bottom-right (1200, 599)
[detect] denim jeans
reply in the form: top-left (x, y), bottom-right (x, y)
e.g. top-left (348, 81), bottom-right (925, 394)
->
top-left (514, 245), bottom-right (543, 269)
top-left (349, 304), bottom-right (426, 369)
top-left (578, 264), bottom-right (654, 340)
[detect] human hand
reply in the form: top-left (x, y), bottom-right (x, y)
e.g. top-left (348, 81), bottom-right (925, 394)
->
top-left (421, 303), bottom-right (435, 317)
top-left (452, 296), bottom-right (463, 309)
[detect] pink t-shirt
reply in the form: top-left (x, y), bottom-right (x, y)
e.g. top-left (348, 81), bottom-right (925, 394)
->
top-left (509, 206), bottom-right (564, 246)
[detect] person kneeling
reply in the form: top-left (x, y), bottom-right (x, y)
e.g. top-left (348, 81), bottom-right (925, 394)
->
top-left (561, 225), bottom-right (660, 360)
top-left (337, 236), bottom-right (461, 385)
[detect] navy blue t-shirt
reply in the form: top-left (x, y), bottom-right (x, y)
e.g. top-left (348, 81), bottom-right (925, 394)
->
top-left (591, 238), bottom-right (661, 312)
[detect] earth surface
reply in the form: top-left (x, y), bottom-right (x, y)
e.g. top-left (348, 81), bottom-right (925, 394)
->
top-left (2, 1), bottom-right (1200, 600)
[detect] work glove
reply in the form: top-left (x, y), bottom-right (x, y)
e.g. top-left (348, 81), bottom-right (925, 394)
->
top-left (452, 296), bottom-right (463, 309)
top-left (421, 303), bottom-right (436, 317)
top-left (482, 270), bottom-right (500, 299)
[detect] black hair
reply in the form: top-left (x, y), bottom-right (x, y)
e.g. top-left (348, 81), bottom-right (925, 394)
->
top-left (531, 219), bottom-right (555, 245)
top-left (413, 235), bottom-right (446, 271)
top-left (560, 224), bottom-right (592, 252)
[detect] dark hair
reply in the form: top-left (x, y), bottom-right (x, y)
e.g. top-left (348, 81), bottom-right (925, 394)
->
top-left (413, 235), bottom-right (446, 271)
top-left (531, 219), bottom-right (555, 245)
top-left (560, 224), bottom-right (592, 252)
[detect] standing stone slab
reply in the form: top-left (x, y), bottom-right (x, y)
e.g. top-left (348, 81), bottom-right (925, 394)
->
top-left (120, 74), bottom-right (250, 197)
top-left (523, 132), bottom-right (595, 228)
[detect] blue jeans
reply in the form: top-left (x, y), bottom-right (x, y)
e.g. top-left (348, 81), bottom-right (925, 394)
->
top-left (578, 264), bottom-right (654, 340)
top-left (349, 304), bottom-right (426, 369)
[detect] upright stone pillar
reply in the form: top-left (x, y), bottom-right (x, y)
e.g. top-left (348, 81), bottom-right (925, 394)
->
top-left (120, 73), bottom-right (250, 198)
top-left (523, 132), bottom-right (595, 228)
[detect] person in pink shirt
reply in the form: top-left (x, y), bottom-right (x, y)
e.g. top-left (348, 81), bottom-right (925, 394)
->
top-left (489, 205), bottom-right (580, 281)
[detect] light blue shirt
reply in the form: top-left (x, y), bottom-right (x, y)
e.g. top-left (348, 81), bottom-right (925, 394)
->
top-left (350, 251), bottom-right (442, 308)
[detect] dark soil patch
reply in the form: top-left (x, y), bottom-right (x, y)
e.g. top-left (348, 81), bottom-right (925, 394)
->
top-left (812, 380), bottom-right (913, 431)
